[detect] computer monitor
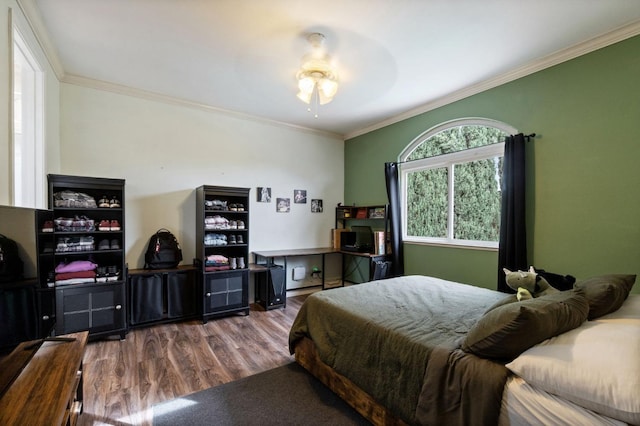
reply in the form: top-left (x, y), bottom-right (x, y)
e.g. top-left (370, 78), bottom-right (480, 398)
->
top-left (341, 225), bottom-right (373, 253)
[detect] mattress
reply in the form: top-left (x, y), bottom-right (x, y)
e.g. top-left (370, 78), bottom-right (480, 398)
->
top-left (500, 376), bottom-right (627, 426)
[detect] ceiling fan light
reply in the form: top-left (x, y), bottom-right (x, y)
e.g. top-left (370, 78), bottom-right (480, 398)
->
top-left (318, 91), bottom-right (332, 105)
top-left (319, 78), bottom-right (338, 99)
top-left (298, 75), bottom-right (315, 94)
top-left (295, 33), bottom-right (339, 114)
top-left (296, 90), bottom-right (312, 104)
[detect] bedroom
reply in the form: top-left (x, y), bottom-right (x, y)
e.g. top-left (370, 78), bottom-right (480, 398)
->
top-left (0, 1), bottom-right (639, 425)
top-left (0, 1), bottom-right (638, 289)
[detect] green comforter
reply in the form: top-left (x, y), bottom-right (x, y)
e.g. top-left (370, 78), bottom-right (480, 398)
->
top-left (288, 275), bottom-right (509, 425)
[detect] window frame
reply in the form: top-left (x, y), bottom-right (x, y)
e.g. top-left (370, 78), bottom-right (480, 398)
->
top-left (10, 9), bottom-right (46, 209)
top-left (399, 118), bottom-right (517, 249)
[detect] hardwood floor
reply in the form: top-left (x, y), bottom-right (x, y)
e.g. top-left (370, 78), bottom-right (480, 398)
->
top-left (79, 295), bottom-right (307, 426)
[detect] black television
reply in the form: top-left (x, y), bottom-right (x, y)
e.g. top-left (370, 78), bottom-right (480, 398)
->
top-left (341, 225), bottom-right (374, 253)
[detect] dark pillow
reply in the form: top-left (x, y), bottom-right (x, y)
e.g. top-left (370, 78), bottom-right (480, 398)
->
top-left (462, 289), bottom-right (589, 361)
top-left (534, 267), bottom-right (576, 291)
top-left (574, 274), bottom-right (636, 320)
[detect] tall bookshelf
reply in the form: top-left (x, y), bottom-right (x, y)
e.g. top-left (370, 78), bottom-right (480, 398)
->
top-left (42, 174), bottom-right (127, 339)
top-left (195, 185), bottom-right (250, 322)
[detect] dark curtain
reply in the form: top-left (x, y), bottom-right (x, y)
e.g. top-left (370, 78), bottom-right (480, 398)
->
top-left (385, 162), bottom-right (404, 277)
top-left (497, 133), bottom-right (528, 292)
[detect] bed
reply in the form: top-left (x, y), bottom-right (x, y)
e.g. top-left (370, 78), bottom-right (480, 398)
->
top-left (288, 274), bottom-right (639, 425)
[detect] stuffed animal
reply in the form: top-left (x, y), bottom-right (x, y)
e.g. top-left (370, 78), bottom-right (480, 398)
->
top-left (503, 266), bottom-right (560, 301)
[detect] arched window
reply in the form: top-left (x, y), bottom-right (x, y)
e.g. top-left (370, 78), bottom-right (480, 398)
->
top-left (400, 118), bottom-right (517, 248)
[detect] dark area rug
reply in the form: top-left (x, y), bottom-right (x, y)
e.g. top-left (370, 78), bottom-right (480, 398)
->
top-left (153, 362), bottom-right (370, 425)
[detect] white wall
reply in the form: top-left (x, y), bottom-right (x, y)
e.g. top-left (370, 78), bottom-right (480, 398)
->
top-left (59, 83), bottom-right (345, 291)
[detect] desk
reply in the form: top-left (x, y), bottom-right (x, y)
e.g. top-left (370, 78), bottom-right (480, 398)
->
top-left (341, 251), bottom-right (389, 284)
top-left (252, 248), bottom-right (389, 290)
top-left (253, 248), bottom-right (341, 291)
top-left (0, 331), bottom-right (88, 426)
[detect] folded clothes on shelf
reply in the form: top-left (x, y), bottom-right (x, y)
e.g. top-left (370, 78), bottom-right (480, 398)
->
top-left (53, 190), bottom-right (97, 208)
top-left (54, 216), bottom-right (95, 232)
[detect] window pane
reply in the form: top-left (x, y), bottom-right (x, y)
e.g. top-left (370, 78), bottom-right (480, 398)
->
top-left (12, 27), bottom-right (44, 208)
top-left (407, 125), bottom-right (507, 160)
top-left (453, 156), bottom-right (503, 241)
top-left (407, 168), bottom-right (448, 238)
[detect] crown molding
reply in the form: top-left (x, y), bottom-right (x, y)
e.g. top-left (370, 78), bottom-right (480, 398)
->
top-left (15, 1), bottom-right (640, 142)
top-left (16, 0), bottom-right (65, 79)
top-left (345, 19), bottom-right (640, 140)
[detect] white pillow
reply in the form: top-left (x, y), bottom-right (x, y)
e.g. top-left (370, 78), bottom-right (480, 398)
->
top-left (506, 295), bottom-right (640, 424)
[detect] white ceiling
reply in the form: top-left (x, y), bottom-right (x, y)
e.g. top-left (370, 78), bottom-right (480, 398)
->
top-left (23, 0), bottom-right (640, 138)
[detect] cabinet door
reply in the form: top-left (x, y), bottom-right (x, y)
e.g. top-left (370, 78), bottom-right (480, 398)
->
top-left (0, 284), bottom-right (37, 350)
top-left (129, 274), bottom-right (164, 324)
top-left (57, 289), bottom-right (90, 333)
top-left (167, 271), bottom-right (196, 318)
top-left (203, 271), bottom-right (247, 313)
top-left (92, 286), bottom-right (124, 330)
top-left (37, 288), bottom-right (55, 338)
top-left (56, 284), bottom-right (125, 335)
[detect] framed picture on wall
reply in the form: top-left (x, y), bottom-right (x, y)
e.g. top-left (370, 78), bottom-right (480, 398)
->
top-left (311, 199), bottom-right (323, 213)
top-left (369, 207), bottom-right (386, 218)
top-left (277, 198), bottom-right (290, 212)
top-left (294, 189), bottom-right (307, 204)
top-left (257, 187), bottom-right (271, 202)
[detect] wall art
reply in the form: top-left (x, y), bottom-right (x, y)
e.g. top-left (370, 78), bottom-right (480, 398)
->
top-left (276, 197), bottom-right (290, 212)
top-left (257, 187), bottom-right (271, 202)
top-left (294, 189), bottom-right (307, 204)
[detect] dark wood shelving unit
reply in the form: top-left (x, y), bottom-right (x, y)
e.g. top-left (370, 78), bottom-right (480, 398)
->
top-left (43, 174), bottom-right (127, 340)
top-left (196, 185), bottom-right (251, 322)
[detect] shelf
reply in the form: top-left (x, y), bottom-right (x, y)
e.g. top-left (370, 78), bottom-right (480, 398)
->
top-left (51, 250), bottom-right (123, 256)
top-left (204, 209), bottom-right (248, 214)
top-left (55, 279), bottom-right (125, 288)
top-left (202, 267), bottom-right (248, 273)
top-left (51, 231), bottom-right (123, 235)
top-left (129, 264), bottom-right (197, 275)
top-left (197, 185), bottom-right (251, 321)
top-left (45, 174), bottom-right (127, 340)
top-left (52, 207), bottom-right (123, 211)
top-left (335, 204), bottom-right (390, 260)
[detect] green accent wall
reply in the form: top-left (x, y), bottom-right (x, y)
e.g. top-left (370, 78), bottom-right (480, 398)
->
top-left (345, 35), bottom-right (640, 292)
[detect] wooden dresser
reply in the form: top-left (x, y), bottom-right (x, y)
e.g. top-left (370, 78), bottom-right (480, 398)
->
top-left (0, 331), bottom-right (88, 426)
